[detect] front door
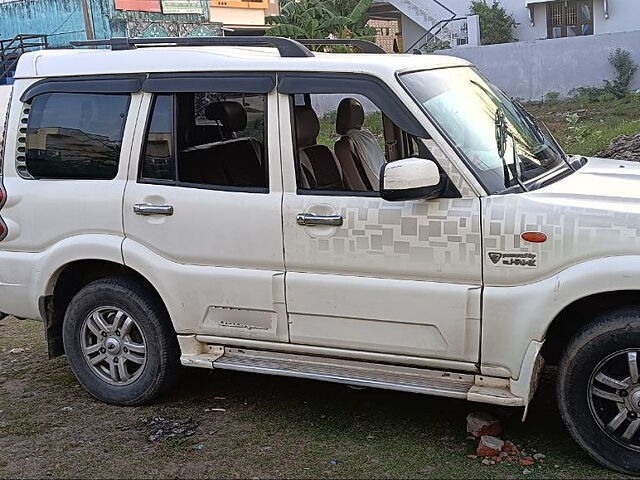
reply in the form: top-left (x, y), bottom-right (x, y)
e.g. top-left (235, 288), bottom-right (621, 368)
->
top-left (278, 76), bottom-right (482, 364)
top-left (123, 76), bottom-right (288, 341)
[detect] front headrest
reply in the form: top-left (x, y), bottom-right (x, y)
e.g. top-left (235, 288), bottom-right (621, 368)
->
top-left (294, 106), bottom-right (320, 148)
top-left (205, 101), bottom-right (247, 133)
top-left (336, 98), bottom-right (365, 135)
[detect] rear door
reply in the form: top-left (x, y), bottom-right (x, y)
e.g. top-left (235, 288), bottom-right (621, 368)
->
top-left (278, 73), bottom-right (482, 365)
top-left (122, 73), bottom-right (288, 341)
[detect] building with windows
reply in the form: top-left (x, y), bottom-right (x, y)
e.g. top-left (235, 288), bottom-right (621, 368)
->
top-left (0, 0), bottom-right (279, 48)
top-left (210, 0), bottom-right (280, 35)
top-left (370, 0), bottom-right (639, 52)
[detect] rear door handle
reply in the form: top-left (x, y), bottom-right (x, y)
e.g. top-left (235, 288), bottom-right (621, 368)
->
top-left (296, 213), bottom-right (343, 226)
top-left (133, 203), bottom-right (174, 216)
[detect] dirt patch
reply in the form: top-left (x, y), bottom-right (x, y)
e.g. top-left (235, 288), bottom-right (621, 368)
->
top-left (0, 316), bottom-right (618, 479)
top-left (146, 416), bottom-right (198, 442)
top-left (597, 133), bottom-right (640, 160)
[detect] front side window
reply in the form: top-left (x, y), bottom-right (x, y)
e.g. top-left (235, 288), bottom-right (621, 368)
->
top-left (140, 91), bottom-right (267, 191)
top-left (289, 92), bottom-right (446, 195)
top-left (25, 93), bottom-right (130, 179)
top-left (400, 67), bottom-right (568, 194)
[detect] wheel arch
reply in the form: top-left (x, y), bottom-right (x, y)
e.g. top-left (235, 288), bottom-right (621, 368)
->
top-left (542, 290), bottom-right (640, 365)
top-left (42, 259), bottom-right (171, 358)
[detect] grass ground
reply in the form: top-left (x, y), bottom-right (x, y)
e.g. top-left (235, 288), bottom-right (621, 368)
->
top-left (315, 95), bottom-right (640, 160)
top-left (0, 316), bottom-right (628, 479)
top-left (526, 95), bottom-right (640, 156)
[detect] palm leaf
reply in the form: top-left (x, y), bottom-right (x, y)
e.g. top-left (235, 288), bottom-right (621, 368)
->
top-left (319, 15), bottom-right (351, 31)
top-left (265, 15), bottom-right (286, 25)
top-left (266, 24), bottom-right (309, 38)
top-left (349, 0), bottom-right (372, 27)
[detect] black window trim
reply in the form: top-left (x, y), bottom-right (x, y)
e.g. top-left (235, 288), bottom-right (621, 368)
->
top-left (277, 71), bottom-right (429, 139)
top-left (21, 74), bottom-right (146, 102)
top-left (137, 91), bottom-right (270, 194)
top-left (23, 91), bottom-right (131, 181)
top-left (143, 72), bottom-right (276, 95)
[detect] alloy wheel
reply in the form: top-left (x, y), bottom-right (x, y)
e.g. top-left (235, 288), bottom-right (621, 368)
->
top-left (80, 306), bottom-right (147, 386)
top-left (588, 349), bottom-right (640, 452)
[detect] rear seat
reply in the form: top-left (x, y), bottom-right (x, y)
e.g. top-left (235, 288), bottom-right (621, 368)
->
top-left (178, 101), bottom-right (266, 188)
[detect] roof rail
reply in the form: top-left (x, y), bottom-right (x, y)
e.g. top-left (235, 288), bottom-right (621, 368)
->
top-left (297, 39), bottom-right (386, 54)
top-left (69, 36), bottom-right (314, 58)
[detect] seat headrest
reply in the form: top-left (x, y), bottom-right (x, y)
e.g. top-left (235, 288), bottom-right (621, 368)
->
top-left (205, 101), bottom-right (247, 133)
top-left (336, 98), bottom-right (365, 135)
top-left (294, 106), bottom-right (320, 148)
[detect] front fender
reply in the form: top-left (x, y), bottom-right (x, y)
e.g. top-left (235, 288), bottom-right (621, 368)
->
top-left (482, 255), bottom-right (640, 379)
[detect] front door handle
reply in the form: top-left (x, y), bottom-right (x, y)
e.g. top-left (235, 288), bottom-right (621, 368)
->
top-left (296, 213), bottom-right (343, 227)
top-left (133, 203), bottom-right (174, 216)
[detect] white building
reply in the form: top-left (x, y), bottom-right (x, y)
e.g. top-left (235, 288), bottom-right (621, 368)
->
top-left (370, 0), bottom-right (639, 52)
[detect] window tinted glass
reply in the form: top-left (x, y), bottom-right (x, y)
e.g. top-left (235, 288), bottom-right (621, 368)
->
top-left (140, 92), bottom-right (268, 191)
top-left (141, 94), bottom-right (174, 181)
top-left (26, 93), bottom-right (129, 179)
top-left (400, 67), bottom-right (566, 194)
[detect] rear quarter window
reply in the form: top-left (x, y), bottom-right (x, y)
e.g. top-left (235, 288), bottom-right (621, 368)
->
top-left (25, 92), bottom-right (130, 180)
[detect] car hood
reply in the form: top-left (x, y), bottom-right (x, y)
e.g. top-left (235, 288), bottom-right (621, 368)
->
top-left (536, 157), bottom-right (640, 205)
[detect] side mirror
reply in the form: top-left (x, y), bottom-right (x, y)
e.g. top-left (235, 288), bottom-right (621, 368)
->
top-left (380, 157), bottom-right (442, 201)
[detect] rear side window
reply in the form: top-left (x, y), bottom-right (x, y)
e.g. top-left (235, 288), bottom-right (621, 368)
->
top-left (25, 93), bottom-right (130, 179)
top-left (141, 94), bottom-right (174, 181)
top-left (139, 92), bottom-right (268, 192)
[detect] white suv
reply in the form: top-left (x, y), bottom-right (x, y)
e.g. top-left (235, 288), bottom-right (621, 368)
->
top-left (1, 37), bottom-right (639, 475)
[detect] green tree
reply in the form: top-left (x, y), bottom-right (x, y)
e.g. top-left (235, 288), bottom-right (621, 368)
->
top-left (266, 0), bottom-right (375, 47)
top-left (469, 0), bottom-right (517, 45)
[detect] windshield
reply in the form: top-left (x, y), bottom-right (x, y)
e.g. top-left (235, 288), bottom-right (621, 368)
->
top-left (400, 67), bottom-right (568, 194)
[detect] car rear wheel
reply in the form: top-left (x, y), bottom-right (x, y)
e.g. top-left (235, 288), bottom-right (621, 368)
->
top-left (557, 308), bottom-right (640, 475)
top-left (62, 277), bottom-right (179, 405)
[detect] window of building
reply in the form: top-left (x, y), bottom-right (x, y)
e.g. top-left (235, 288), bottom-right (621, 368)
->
top-left (140, 91), bottom-right (267, 191)
top-left (547, 0), bottom-right (593, 39)
top-left (25, 93), bottom-right (130, 179)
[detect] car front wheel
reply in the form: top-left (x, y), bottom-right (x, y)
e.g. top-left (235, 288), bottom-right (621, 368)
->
top-left (557, 308), bottom-right (640, 475)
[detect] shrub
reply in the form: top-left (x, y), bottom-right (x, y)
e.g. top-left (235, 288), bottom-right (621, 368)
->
top-left (545, 91), bottom-right (560, 104)
top-left (469, 0), bottom-right (517, 45)
top-left (609, 47), bottom-right (638, 94)
top-left (572, 48), bottom-right (638, 101)
top-left (420, 39), bottom-right (452, 53)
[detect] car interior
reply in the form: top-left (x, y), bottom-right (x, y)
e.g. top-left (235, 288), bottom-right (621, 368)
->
top-left (291, 93), bottom-right (429, 193)
top-left (142, 92), bottom-right (268, 189)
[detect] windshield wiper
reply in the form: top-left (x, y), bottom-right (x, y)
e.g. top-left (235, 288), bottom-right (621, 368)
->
top-left (494, 109), bottom-right (527, 191)
top-left (513, 100), bottom-right (569, 165)
top-left (494, 109), bottom-right (511, 189)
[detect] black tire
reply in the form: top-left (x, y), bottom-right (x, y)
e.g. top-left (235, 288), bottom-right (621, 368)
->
top-left (62, 276), bottom-right (180, 405)
top-left (557, 307), bottom-right (640, 475)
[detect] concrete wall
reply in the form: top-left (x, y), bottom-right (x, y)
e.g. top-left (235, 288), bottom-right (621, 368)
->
top-left (398, 0), bottom-right (640, 49)
top-left (0, 0), bottom-right (89, 46)
top-left (435, 30), bottom-right (640, 102)
top-left (210, 6), bottom-right (264, 25)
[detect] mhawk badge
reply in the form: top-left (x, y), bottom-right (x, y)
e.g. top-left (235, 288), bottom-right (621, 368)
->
top-left (489, 252), bottom-right (502, 264)
top-left (488, 252), bottom-right (537, 268)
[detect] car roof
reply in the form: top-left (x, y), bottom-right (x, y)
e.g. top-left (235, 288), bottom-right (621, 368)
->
top-left (14, 46), bottom-right (471, 80)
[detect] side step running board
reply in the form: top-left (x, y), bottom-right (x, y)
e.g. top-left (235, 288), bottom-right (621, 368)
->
top-left (213, 347), bottom-right (474, 399)
top-left (178, 341), bottom-right (525, 407)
